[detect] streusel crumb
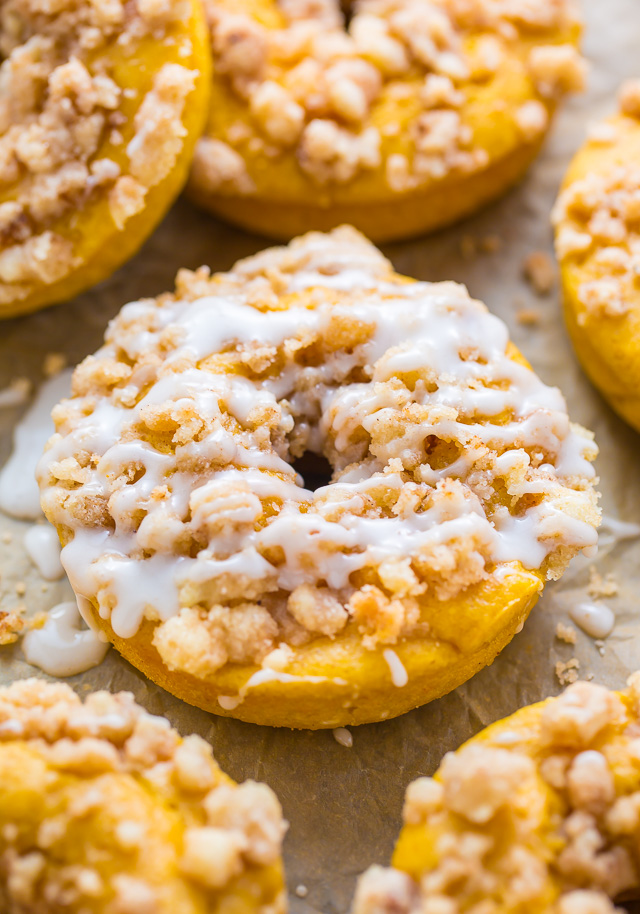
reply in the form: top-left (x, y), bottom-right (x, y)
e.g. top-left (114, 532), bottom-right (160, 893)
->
top-left (0, 0), bottom-right (197, 305)
top-left (0, 679), bottom-right (286, 912)
top-left (198, 0), bottom-right (584, 193)
top-left (354, 679), bottom-right (638, 914)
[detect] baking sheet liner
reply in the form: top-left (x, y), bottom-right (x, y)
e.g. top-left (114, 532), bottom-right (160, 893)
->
top-left (1, 2), bottom-right (639, 910)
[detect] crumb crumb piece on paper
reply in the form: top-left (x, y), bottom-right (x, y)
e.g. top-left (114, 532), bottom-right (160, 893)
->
top-left (556, 622), bottom-right (577, 645)
top-left (594, 639), bottom-right (606, 657)
top-left (295, 885), bottom-right (309, 898)
top-left (588, 566), bottom-right (618, 599)
top-left (523, 250), bottom-right (556, 296)
top-left (517, 307), bottom-right (541, 326)
top-left (480, 235), bottom-right (502, 254)
top-left (43, 352), bottom-right (67, 378)
top-left (14, 581), bottom-right (26, 597)
top-left (460, 234), bottom-right (477, 259)
top-left (0, 377), bottom-right (32, 409)
top-left (0, 607), bottom-right (25, 645)
top-left (556, 657), bottom-right (580, 685)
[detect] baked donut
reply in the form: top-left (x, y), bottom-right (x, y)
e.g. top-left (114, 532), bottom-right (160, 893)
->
top-left (553, 80), bottom-right (640, 432)
top-left (38, 227), bottom-right (600, 729)
top-left (0, 0), bottom-right (211, 318)
top-left (353, 676), bottom-right (640, 914)
top-left (187, 0), bottom-right (586, 243)
top-left (0, 678), bottom-right (286, 913)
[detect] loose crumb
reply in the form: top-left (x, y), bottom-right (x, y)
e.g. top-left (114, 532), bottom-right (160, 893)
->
top-left (556, 622), bottom-right (577, 645)
top-left (295, 885), bottom-right (309, 898)
top-left (556, 657), bottom-right (580, 685)
top-left (43, 353), bottom-right (67, 378)
top-left (459, 235), bottom-right (477, 260)
top-left (0, 377), bottom-right (32, 409)
top-left (0, 607), bottom-right (25, 645)
top-left (523, 251), bottom-right (557, 296)
top-left (480, 235), bottom-right (502, 254)
top-left (588, 567), bottom-right (618, 599)
top-left (14, 581), bottom-right (26, 597)
top-left (517, 306), bottom-right (542, 326)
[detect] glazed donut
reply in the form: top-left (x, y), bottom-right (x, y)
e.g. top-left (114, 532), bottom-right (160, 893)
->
top-left (0, 0), bottom-right (211, 318)
top-left (553, 80), bottom-right (640, 432)
top-left (38, 227), bottom-right (600, 729)
top-left (353, 676), bottom-right (640, 914)
top-left (0, 678), bottom-right (286, 913)
top-left (187, 0), bottom-right (586, 243)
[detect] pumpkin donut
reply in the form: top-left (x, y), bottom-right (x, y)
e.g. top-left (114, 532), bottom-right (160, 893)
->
top-left (186, 0), bottom-right (586, 243)
top-left (0, 678), bottom-right (286, 913)
top-left (353, 676), bottom-right (640, 914)
top-left (0, 0), bottom-right (211, 318)
top-left (553, 80), bottom-right (640, 433)
top-left (38, 227), bottom-right (600, 729)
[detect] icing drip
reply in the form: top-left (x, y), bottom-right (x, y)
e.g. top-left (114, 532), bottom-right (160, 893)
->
top-left (569, 601), bottom-right (615, 640)
top-left (332, 727), bottom-right (353, 748)
top-left (23, 601), bottom-right (110, 677)
top-left (0, 370), bottom-right (73, 520)
top-left (23, 524), bottom-right (64, 581)
top-left (383, 649), bottom-right (409, 687)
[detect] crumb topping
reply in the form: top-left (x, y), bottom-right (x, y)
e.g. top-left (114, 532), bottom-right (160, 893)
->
top-left (0, 0), bottom-right (197, 304)
top-left (354, 679), bottom-right (640, 914)
top-left (553, 80), bottom-right (640, 323)
top-left (197, 0), bottom-right (584, 194)
top-left (38, 226), bottom-right (599, 678)
top-left (0, 679), bottom-right (286, 911)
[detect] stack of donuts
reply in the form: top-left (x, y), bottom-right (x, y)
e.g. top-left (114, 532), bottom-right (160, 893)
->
top-left (1, 0), bottom-right (640, 912)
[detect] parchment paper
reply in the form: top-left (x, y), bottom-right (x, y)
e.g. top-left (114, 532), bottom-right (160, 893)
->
top-left (1, 3), bottom-right (640, 910)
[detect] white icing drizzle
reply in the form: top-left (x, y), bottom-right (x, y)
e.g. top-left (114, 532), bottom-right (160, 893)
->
top-left (569, 601), bottom-right (615, 640)
top-left (38, 243), bottom-right (599, 647)
top-left (332, 727), bottom-right (353, 747)
top-left (23, 601), bottom-right (110, 677)
top-left (383, 648), bottom-right (409, 688)
top-left (0, 369), bottom-right (73, 520)
top-left (23, 524), bottom-right (64, 581)
top-left (217, 669), bottom-right (348, 710)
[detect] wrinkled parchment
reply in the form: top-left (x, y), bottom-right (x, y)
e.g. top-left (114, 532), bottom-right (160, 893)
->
top-left (1, 3), bottom-right (640, 910)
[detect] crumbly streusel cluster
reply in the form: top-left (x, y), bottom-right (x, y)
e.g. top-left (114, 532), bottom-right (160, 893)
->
top-left (38, 227), bottom-right (599, 678)
top-left (553, 80), bottom-right (640, 322)
top-left (354, 677), bottom-right (640, 914)
top-left (195, 0), bottom-right (585, 194)
top-left (0, 0), bottom-right (196, 304)
top-left (0, 678), bottom-right (286, 911)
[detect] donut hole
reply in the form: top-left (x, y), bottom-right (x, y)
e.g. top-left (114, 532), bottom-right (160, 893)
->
top-left (291, 450), bottom-right (334, 491)
top-left (423, 436), bottom-right (463, 471)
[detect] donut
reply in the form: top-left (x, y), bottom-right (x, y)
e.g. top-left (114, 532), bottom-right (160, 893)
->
top-left (186, 0), bottom-right (586, 243)
top-left (353, 677), bottom-right (640, 914)
top-left (37, 226), bottom-right (600, 729)
top-left (553, 80), bottom-right (640, 432)
top-left (0, 678), bottom-right (286, 913)
top-left (0, 0), bottom-right (211, 318)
